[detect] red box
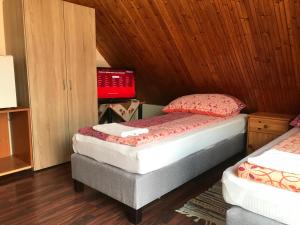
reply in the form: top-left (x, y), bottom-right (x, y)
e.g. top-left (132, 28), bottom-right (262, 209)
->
top-left (97, 68), bottom-right (136, 100)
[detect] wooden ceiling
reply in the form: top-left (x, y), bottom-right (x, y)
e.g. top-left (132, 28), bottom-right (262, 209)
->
top-left (66, 0), bottom-right (300, 114)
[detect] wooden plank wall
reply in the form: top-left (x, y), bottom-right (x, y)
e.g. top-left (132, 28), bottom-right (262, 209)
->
top-left (66, 0), bottom-right (300, 114)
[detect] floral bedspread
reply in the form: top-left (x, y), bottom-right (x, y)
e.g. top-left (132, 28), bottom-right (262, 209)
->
top-left (79, 112), bottom-right (229, 146)
top-left (238, 161), bottom-right (300, 192)
top-left (238, 129), bottom-right (300, 192)
top-left (273, 130), bottom-right (300, 154)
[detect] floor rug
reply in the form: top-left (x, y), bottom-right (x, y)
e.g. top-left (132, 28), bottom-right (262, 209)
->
top-left (175, 182), bottom-right (230, 225)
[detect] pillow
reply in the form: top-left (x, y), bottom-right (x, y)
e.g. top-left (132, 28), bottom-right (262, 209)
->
top-left (290, 115), bottom-right (300, 127)
top-left (163, 94), bottom-right (246, 117)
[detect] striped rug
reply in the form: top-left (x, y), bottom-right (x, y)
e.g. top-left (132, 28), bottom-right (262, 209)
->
top-left (175, 182), bottom-right (230, 225)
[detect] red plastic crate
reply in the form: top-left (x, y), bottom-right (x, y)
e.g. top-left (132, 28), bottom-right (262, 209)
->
top-left (97, 68), bottom-right (136, 99)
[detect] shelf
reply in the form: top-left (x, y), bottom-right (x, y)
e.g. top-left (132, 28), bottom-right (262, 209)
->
top-left (0, 108), bottom-right (32, 177)
top-left (0, 156), bottom-right (32, 176)
top-left (0, 107), bottom-right (30, 114)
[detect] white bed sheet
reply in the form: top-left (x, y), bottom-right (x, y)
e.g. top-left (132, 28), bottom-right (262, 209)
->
top-left (222, 127), bottom-right (300, 225)
top-left (73, 114), bottom-right (247, 174)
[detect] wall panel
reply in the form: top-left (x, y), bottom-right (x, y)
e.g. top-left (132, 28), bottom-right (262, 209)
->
top-left (63, 0), bottom-right (300, 113)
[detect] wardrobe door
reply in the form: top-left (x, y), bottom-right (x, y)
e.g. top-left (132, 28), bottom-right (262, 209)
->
top-left (63, 2), bottom-right (98, 139)
top-left (23, 0), bottom-right (70, 170)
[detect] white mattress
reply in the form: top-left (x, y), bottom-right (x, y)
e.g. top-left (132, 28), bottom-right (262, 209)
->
top-left (73, 114), bottom-right (247, 174)
top-left (222, 127), bottom-right (300, 225)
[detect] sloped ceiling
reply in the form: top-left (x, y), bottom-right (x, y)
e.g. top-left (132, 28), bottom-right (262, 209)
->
top-left (66, 0), bottom-right (300, 114)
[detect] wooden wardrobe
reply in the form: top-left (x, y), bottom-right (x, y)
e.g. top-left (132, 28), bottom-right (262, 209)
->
top-left (3, 0), bottom-right (97, 170)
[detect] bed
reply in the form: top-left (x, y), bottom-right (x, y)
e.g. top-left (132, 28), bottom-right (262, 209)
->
top-left (222, 127), bottom-right (300, 225)
top-left (226, 206), bottom-right (285, 225)
top-left (71, 94), bottom-right (247, 224)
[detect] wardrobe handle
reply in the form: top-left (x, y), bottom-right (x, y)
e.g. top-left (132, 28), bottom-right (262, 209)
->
top-left (63, 79), bottom-right (66, 90)
top-left (69, 80), bottom-right (72, 91)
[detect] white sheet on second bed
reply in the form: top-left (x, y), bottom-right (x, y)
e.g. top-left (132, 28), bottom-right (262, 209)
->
top-left (73, 114), bottom-right (247, 174)
top-left (222, 127), bottom-right (300, 225)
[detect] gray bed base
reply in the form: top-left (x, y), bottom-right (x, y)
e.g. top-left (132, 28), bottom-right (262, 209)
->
top-left (226, 206), bottom-right (285, 225)
top-left (71, 133), bottom-right (246, 224)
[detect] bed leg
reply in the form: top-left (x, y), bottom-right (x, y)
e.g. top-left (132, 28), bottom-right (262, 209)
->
top-left (125, 206), bottom-right (142, 224)
top-left (73, 179), bottom-right (84, 192)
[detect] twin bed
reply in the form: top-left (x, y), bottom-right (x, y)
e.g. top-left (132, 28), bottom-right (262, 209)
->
top-left (72, 89), bottom-right (299, 225)
top-left (73, 114), bottom-right (247, 174)
top-left (223, 127), bottom-right (300, 225)
top-left (71, 94), bottom-right (248, 224)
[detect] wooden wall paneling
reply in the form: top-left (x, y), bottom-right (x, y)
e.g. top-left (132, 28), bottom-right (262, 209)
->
top-left (119, 1), bottom-right (184, 85)
top-left (63, 2), bottom-right (98, 142)
top-left (218, 1), bottom-right (253, 96)
top-left (93, 1), bottom-right (185, 101)
top-left (23, 0), bottom-right (70, 170)
top-left (96, 1), bottom-right (146, 68)
top-left (64, 0), bottom-right (300, 113)
top-left (0, 113), bottom-right (10, 158)
top-left (95, 1), bottom-right (163, 85)
top-left (154, 0), bottom-right (207, 87)
top-left (94, 11), bottom-right (129, 67)
top-left (232, 1), bottom-right (269, 110)
top-left (124, 0), bottom-right (198, 95)
top-left (285, 0), bottom-right (300, 89)
top-left (11, 110), bottom-right (32, 165)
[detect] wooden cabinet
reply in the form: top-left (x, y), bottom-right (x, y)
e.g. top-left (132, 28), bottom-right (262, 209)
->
top-left (23, 0), bottom-right (71, 170)
top-left (247, 112), bottom-right (293, 154)
top-left (63, 2), bottom-right (98, 139)
top-left (4, 0), bottom-right (97, 170)
top-left (0, 108), bottom-right (32, 176)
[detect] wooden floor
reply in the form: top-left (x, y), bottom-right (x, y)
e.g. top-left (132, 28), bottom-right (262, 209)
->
top-left (0, 154), bottom-right (243, 225)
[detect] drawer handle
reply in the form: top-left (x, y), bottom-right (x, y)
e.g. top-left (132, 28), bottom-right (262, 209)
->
top-left (264, 124), bottom-right (268, 128)
top-left (257, 127), bottom-right (261, 130)
top-left (258, 121), bottom-right (262, 123)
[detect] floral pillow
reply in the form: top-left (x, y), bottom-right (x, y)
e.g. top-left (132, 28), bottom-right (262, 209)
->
top-left (290, 115), bottom-right (300, 127)
top-left (163, 94), bottom-right (246, 117)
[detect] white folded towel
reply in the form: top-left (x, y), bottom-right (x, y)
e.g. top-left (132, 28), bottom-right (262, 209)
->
top-left (92, 123), bottom-right (149, 138)
top-left (248, 149), bottom-right (300, 174)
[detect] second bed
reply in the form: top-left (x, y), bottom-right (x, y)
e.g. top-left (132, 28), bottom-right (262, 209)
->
top-left (222, 127), bottom-right (300, 225)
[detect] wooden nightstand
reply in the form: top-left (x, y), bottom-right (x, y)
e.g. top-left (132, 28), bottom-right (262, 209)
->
top-left (247, 112), bottom-right (294, 154)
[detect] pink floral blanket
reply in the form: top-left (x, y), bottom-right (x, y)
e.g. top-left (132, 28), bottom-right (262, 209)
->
top-left (79, 112), bottom-right (229, 146)
top-left (273, 129), bottom-right (300, 154)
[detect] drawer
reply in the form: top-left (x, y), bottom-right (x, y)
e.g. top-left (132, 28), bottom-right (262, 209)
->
top-left (248, 117), bottom-right (289, 134)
